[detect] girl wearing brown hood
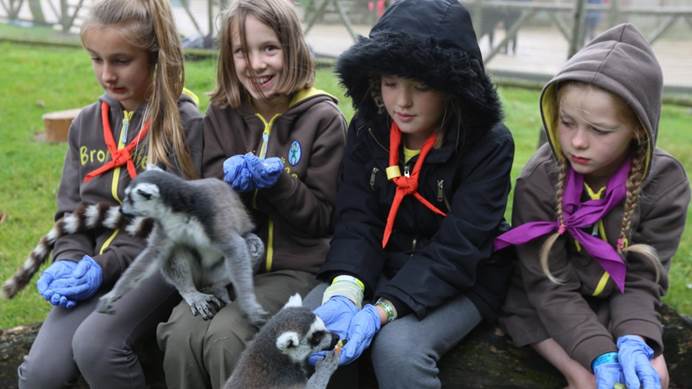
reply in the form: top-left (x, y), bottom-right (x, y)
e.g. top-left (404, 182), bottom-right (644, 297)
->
top-left (498, 24), bottom-right (690, 389)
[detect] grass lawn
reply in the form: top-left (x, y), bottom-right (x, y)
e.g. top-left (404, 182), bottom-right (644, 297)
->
top-left (0, 42), bottom-right (690, 328)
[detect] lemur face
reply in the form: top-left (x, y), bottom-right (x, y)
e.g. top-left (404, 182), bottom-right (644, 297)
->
top-left (274, 295), bottom-right (339, 364)
top-left (121, 182), bottom-right (161, 218)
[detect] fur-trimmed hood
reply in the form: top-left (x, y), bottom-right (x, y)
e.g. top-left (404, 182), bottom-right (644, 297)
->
top-left (336, 0), bottom-right (502, 139)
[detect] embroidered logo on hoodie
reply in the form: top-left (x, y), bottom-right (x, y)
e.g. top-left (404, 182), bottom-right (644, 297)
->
top-left (288, 140), bottom-right (302, 166)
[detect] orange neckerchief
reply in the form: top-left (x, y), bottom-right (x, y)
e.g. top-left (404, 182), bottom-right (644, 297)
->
top-left (382, 122), bottom-right (447, 248)
top-left (83, 102), bottom-right (151, 183)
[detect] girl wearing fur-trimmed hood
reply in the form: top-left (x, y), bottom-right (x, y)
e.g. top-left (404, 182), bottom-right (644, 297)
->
top-left (499, 23), bottom-right (690, 389)
top-left (305, 1), bottom-right (515, 387)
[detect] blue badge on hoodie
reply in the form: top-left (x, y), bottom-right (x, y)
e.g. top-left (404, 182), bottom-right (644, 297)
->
top-left (288, 140), bottom-right (302, 166)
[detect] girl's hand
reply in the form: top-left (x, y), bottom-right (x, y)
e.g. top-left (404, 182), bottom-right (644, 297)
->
top-left (339, 304), bottom-right (381, 365)
top-left (617, 335), bottom-right (661, 389)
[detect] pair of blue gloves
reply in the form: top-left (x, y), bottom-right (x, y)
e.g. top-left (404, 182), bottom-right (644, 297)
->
top-left (593, 335), bottom-right (661, 389)
top-left (223, 153), bottom-right (284, 192)
top-left (36, 255), bottom-right (103, 309)
top-left (310, 296), bottom-right (382, 366)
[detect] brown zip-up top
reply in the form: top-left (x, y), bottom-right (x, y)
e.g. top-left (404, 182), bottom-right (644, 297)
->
top-left (501, 24), bottom-right (690, 369)
top-left (53, 93), bottom-right (202, 289)
top-left (202, 88), bottom-right (347, 274)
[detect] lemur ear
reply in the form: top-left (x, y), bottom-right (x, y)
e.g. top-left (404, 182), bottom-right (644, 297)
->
top-left (134, 183), bottom-right (160, 200)
top-left (276, 331), bottom-right (300, 351)
top-left (282, 293), bottom-right (303, 309)
top-left (145, 164), bottom-right (164, 172)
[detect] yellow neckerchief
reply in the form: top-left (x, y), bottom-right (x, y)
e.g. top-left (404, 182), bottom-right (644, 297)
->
top-left (574, 182), bottom-right (611, 296)
top-left (403, 146), bottom-right (420, 164)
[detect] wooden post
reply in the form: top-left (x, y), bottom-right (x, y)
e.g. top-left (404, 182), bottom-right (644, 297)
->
top-left (42, 108), bottom-right (82, 143)
top-left (567, 0), bottom-right (587, 59)
top-left (608, 0), bottom-right (620, 27)
top-left (27, 0), bottom-right (45, 25)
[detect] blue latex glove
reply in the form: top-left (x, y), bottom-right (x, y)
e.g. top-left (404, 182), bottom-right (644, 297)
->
top-left (617, 335), bottom-right (661, 389)
top-left (339, 304), bottom-right (381, 365)
top-left (593, 352), bottom-right (625, 389)
top-left (50, 255), bottom-right (103, 302)
top-left (223, 155), bottom-right (254, 192)
top-left (244, 153), bottom-right (284, 188)
top-left (36, 260), bottom-right (79, 308)
top-left (308, 296), bottom-right (359, 366)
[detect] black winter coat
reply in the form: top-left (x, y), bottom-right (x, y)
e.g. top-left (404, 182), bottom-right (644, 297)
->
top-left (318, 0), bottom-right (516, 321)
top-left (319, 114), bottom-right (515, 320)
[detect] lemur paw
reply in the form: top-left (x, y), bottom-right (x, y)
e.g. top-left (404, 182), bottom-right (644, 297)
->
top-left (186, 293), bottom-right (223, 320)
top-left (316, 348), bottom-right (340, 376)
top-left (247, 306), bottom-right (270, 327)
top-left (200, 285), bottom-right (232, 305)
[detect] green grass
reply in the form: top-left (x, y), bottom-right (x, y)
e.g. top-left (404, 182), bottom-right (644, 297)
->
top-left (0, 41), bottom-right (690, 328)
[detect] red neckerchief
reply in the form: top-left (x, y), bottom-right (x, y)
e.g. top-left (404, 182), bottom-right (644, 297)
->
top-left (382, 122), bottom-right (447, 248)
top-left (83, 101), bottom-right (151, 183)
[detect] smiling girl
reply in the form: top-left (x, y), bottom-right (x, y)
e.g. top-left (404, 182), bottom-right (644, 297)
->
top-left (18, 1), bottom-right (202, 388)
top-left (498, 24), bottom-right (690, 389)
top-left (155, 1), bottom-right (346, 387)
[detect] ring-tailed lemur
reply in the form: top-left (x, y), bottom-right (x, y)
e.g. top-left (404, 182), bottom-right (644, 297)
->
top-left (225, 294), bottom-right (340, 389)
top-left (2, 168), bottom-right (268, 325)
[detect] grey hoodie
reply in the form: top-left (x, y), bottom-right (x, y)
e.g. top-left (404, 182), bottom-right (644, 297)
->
top-left (501, 24), bottom-right (690, 369)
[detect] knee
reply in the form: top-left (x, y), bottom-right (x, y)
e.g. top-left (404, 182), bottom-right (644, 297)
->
top-left (157, 317), bottom-right (197, 360)
top-left (371, 330), bottom-right (431, 372)
top-left (72, 320), bottom-right (126, 375)
top-left (18, 356), bottom-right (73, 389)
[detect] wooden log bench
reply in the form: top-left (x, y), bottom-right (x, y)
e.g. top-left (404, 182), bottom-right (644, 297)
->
top-left (1, 304), bottom-right (690, 388)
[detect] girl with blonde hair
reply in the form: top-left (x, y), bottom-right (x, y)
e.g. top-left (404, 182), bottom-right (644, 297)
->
top-left (18, 0), bottom-right (202, 387)
top-left (498, 24), bottom-right (690, 389)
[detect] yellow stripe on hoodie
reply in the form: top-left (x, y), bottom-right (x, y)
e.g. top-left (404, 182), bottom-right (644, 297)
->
top-left (251, 88), bottom-right (334, 272)
top-left (572, 183), bottom-right (611, 296)
top-left (102, 110), bottom-right (134, 255)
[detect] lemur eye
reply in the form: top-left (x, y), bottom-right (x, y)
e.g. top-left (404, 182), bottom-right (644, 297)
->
top-left (136, 188), bottom-right (152, 200)
top-left (309, 330), bottom-right (326, 346)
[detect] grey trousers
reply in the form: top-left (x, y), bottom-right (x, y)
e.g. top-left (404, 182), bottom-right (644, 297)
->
top-left (156, 269), bottom-right (318, 389)
top-left (17, 272), bottom-right (180, 389)
top-left (304, 281), bottom-right (482, 389)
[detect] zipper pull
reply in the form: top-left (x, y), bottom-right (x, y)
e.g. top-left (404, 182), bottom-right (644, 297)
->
top-left (436, 179), bottom-right (444, 202)
top-left (403, 165), bottom-right (410, 177)
top-left (369, 167), bottom-right (379, 191)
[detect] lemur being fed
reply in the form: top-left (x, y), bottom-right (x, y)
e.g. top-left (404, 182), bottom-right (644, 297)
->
top-left (225, 294), bottom-right (340, 389)
top-left (2, 167), bottom-right (268, 325)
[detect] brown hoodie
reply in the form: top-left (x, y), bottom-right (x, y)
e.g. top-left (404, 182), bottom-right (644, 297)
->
top-left (54, 93), bottom-right (202, 289)
top-left (202, 88), bottom-right (347, 274)
top-left (501, 24), bottom-right (690, 370)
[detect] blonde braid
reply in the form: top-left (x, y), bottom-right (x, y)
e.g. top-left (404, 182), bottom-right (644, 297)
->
top-left (618, 143), bottom-right (662, 283)
top-left (539, 158), bottom-right (568, 284)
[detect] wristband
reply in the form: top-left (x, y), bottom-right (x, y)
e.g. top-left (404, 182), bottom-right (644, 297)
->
top-left (592, 351), bottom-right (618, 370)
top-left (322, 275), bottom-right (365, 307)
top-left (375, 297), bottom-right (397, 323)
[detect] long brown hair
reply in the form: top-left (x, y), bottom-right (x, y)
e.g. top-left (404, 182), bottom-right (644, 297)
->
top-left (540, 82), bottom-right (661, 285)
top-left (81, 0), bottom-right (197, 179)
top-left (210, 0), bottom-right (315, 108)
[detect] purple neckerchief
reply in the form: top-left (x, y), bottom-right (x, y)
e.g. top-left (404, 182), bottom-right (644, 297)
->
top-left (495, 160), bottom-right (631, 292)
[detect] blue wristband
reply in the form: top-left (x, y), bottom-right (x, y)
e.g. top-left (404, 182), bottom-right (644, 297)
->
top-left (592, 351), bottom-right (619, 369)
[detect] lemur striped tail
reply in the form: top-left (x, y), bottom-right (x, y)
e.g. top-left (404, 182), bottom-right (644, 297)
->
top-left (1, 202), bottom-right (153, 299)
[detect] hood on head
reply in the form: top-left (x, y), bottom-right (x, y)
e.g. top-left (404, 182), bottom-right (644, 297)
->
top-left (540, 23), bottom-right (662, 178)
top-left (336, 0), bottom-right (501, 138)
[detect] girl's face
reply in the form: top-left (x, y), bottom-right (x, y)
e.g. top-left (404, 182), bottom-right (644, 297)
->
top-left (231, 15), bottom-right (287, 117)
top-left (84, 25), bottom-right (152, 111)
top-left (381, 75), bottom-right (445, 149)
top-left (557, 84), bottom-right (637, 188)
